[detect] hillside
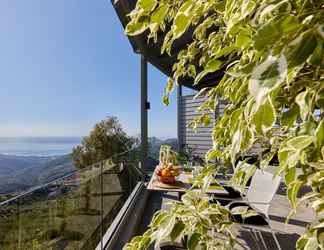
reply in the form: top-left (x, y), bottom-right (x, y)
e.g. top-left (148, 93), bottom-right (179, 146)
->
top-left (0, 154), bottom-right (50, 176)
top-left (0, 154), bottom-right (74, 195)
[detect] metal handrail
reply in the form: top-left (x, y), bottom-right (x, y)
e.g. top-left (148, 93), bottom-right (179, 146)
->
top-left (97, 182), bottom-right (146, 250)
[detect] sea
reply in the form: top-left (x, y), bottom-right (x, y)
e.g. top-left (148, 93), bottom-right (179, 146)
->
top-left (0, 137), bottom-right (82, 156)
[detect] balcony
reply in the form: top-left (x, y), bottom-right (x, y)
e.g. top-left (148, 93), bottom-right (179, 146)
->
top-left (0, 123), bottom-right (315, 250)
top-left (0, 1), bottom-right (319, 249)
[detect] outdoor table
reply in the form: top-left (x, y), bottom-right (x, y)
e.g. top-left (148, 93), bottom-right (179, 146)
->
top-left (147, 166), bottom-right (229, 197)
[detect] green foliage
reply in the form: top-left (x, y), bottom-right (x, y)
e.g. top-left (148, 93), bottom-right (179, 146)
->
top-left (124, 166), bottom-right (260, 250)
top-left (229, 161), bottom-right (256, 193)
top-left (124, 188), bottom-right (236, 250)
top-left (125, 0), bottom-right (324, 249)
top-left (159, 144), bottom-right (178, 166)
top-left (71, 116), bottom-right (134, 168)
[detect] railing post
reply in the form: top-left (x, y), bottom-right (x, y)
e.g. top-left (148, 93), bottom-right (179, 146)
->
top-left (100, 162), bottom-right (104, 250)
top-left (141, 55), bottom-right (148, 178)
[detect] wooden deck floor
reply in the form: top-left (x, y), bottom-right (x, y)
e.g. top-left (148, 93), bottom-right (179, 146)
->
top-left (135, 183), bottom-right (314, 250)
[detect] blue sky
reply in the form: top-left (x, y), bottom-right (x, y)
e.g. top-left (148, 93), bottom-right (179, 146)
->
top-left (0, 0), bottom-right (190, 138)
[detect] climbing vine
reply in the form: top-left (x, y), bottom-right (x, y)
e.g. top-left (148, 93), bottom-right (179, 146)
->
top-left (124, 0), bottom-right (324, 249)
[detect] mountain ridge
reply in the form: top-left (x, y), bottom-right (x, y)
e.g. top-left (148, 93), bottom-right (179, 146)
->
top-left (0, 137), bottom-right (177, 195)
top-left (0, 154), bottom-right (74, 195)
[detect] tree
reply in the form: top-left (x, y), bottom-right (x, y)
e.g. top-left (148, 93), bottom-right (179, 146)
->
top-left (124, 0), bottom-right (324, 249)
top-left (71, 116), bottom-right (135, 216)
top-left (72, 116), bottom-right (134, 168)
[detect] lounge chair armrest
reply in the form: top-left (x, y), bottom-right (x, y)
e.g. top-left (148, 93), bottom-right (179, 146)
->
top-left (212, 196), bottom-right (243, 201)
top-left (225, 199), bottom-right (249, 208)
top-left (248, 201), bottom-right (271, 205)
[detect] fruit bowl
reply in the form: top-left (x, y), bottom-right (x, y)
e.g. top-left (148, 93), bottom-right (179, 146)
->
top-left (156, 165), bottom-right (179, 184)
top-left (158, 175), bottom-right (176, 184)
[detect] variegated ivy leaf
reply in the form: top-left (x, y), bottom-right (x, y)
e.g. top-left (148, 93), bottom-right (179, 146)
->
top-left (151, 210), bottom-right (169, 227)
top-left (138, 235), bottom-right (152, 249)
top-left (286, 30), bottom-right (317, 68)
top-left (166, 78), bottom-right (174, 93)
top-left (138, 0), bottom-right (157, 12)
top-left (230, 161), bottom-right (256, 193)
top-left (236, 30), bottom-right (251, 49)
top-left (257, 0), bottom-right (292, 23)
top-left (307, 37), bottom-right (324, 69)
top-left (193, 87), bottom-right (210, 99)
top-left (152, 215), bottom-right (176, 247)
top-left (251, 96), bottom-right (276, 135)
top-left (316, 88), bottom-right (324, 108)
top-left (240, 126), bottom-right (254, 151)
top-left (243, 98), bottom-right (254, 120)
top-left (162, 95), bottom-right (170, 106)
top-left (194, 17), bottom-right (215, 40)
top-left (191, 165), bottom-right (220, 191)
top-left (296, 234), bottom-right (319, 250)
top-left (229, 108), bottom-right (243, 136)
top-left (161, 1), bottom-right (197, 54)
top-left (254, 15), bottom-right (299, 51)
top-left (125, 19), bottom-right (149, 36)
top-left (260, 149), bottom-right (277, 169)
top-left (173, 13), bottom-right (191, 39)
top-left (284, 167), bottom-right (296, 186)
top-left (298, 192), bottom-right (320, 207)
top-left (287, 180), bottom-right (302, 210)
top-left (277, 135), bottom-right (313, 171)
top-left (313, 221), bottom-right (324, 231)
top-left (286, 135), bottom-right (314, 151)
top-left (295, 90), bottom-right (312, 121)
top-left (278, 149), bottom-right (299, 172)
top-left (249, 54), bottom-right (287, 107)
top-left (187, 233), bottom-right (201, 250)
top-left (253, 18), bottom-right (280, 51)
top-left (178, 0), bottom-right (194, 15)
top-left (170, 221), bottom-right (185, 242)
top-left (296, 235), bottom-right (307, 250)
top-left (240, 0), bottom-right (256, 20)
top-left (182, 190), bottom-right (205, 206)
top-left (308, 162), bottom-right (324, 171)
top-left (197, 99), bottom-right (214, 112)
top-left (151, 4), bottom-right (168, 25)
top-left (200, 113), bottom-right (211, 127)
top-left (195, 59), bottom-right (222, 85)
top-left (188, 65), bottom-right (197, 78)
top-left (206, 149), bottom-right (222, 161)
top-left (315, 119), bottom-right (324, 148)
top-left (230, 124), bottom-right (254, 165)
top-left (230, 205), bottom-right (258, 219)
top-left (312, 198), bottom-right (324, 214)
top-left (231, 129), bottom-right (242, 165)
top-left (281, 104), bottom-right (299, 128)
top-left (201, 174), bottom-right (214, 194)
top-left (172, 0), bottom-right (194, 40)
top-left (318, 24), bottom-right (324, 39)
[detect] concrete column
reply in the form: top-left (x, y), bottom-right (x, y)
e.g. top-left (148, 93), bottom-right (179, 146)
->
top-left (141, 55), bottom-right (148, 176)
top-left (177, 85), bottom-right (183, 152)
